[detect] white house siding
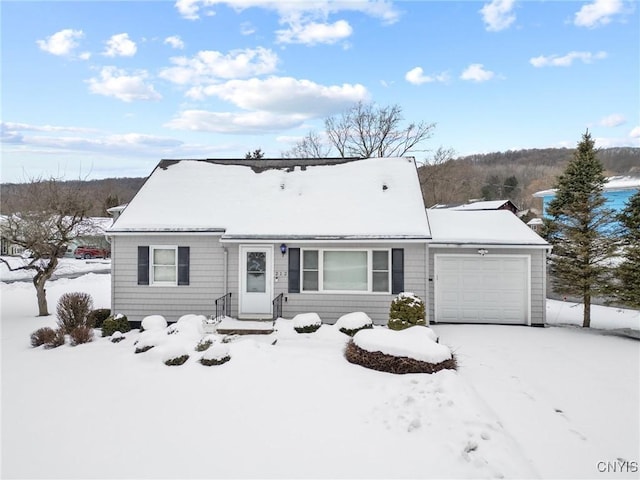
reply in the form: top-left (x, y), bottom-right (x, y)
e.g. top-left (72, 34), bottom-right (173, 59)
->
top-left (271, 242), bottom-right (428, 325)
top-left (110, 234), bottom-right (228, 323)
top-left (428, 246), bottom-right (546, 326)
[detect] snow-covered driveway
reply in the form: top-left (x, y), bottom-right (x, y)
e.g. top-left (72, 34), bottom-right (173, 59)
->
top-left (438, 325), bottom-right (640, 478)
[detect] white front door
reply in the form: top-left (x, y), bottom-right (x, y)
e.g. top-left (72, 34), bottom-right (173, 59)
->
top-left (239, 245), bottom-right (273, 319)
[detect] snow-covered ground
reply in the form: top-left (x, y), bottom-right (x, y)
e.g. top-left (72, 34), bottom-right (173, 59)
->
top-left (1, 273), bottom-right (638, 479)
top-left (0, 256), bottom-right (111, 282)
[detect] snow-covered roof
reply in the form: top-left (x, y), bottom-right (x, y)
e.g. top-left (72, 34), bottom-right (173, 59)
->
top-left (108, 157), bottom-right (431, 239)
top-left (426, 210), bottom-right (549, 246)
top-left (451, 199), bottom-right (516, 211)
top-left (533, 176), bottom-right (640, 197)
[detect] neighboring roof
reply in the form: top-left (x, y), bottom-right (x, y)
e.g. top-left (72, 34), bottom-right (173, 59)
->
top-left (426, 210), bottom-right (549, 246)
top-left (451, 199), bottom-right (517, 211)
top-left (533, 176), bottom-right (640, 197)
top-left (527, 218), bottom-right (544, 226)
top-left (108, 157), bottom-right (431, 239)
top-left (106, 204), bottom-right (128, 214)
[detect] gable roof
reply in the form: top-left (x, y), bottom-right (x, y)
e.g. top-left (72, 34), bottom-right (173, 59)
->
top-left (108, 157), bottom-right (431, 240)
top-left (426, 210), bottom-right (549, 247)
top-left (450, 199), bottom-right (517, 211)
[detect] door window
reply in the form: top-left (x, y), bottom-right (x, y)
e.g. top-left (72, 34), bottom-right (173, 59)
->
top-left (246, 251), bottom-right (266, 292)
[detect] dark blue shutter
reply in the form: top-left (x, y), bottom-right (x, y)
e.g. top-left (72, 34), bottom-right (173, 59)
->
top-left (288, 248), bottom-right (300, 293)
top-left (137, 246), bottom-right (149, 285)
top-left (391, 248), bottom-right (404, 294)
top-left (178, 246), bottom-right (190, 285)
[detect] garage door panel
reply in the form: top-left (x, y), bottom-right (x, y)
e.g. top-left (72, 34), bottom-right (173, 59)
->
top-left (435, 255), bottom-right (528, 325)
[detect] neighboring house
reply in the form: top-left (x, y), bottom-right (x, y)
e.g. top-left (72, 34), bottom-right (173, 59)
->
top-left (107, 157), bottom-right (549, 326)
top-left (106, 204), bottom-right (128, 222)
top-left (527, 217), bottom-right (544, 233)
top-left (66, 217), bottom-right (113, 257)
top-left (449, 199), bottom-right (519, 215)
top-left (533, 176), bottom-right (640, 217)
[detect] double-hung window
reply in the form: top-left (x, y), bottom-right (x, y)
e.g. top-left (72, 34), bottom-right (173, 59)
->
top-left (301, 249), bottom-right (390, 293)
top-left (151, 246), bottom-right (178, 285)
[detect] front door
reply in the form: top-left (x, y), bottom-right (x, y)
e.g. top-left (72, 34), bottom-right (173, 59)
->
top-left (239, 245), bottom-right (273, 319)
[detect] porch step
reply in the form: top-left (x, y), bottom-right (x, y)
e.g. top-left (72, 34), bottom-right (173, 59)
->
top-left (215, 318), bottom-right (275, 335)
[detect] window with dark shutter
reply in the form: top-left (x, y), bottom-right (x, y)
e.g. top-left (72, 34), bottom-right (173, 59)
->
top-left (178, 246), bottom-right (190, 285)
top-left (288, 248), bottom-right (300, 293)
top-left (391, 248), bottom-right (404, 294)
top-left (138, 246), bottom-right (149, 285)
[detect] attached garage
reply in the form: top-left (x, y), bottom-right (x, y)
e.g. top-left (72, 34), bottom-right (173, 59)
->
top-left (426, 210), bottom-right (550, 326)
top-left (435, 255), bottom-right (529, 324)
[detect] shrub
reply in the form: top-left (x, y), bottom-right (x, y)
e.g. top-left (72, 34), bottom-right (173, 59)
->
top-left (135, 345), bottom-right (154, 354)
top-left (69, 325), bottom-right (94, 346)
top-left (293, 313), bottom-right (322, 334)
top-left (294, 324), bottom-right (321, 334)
top-left (388, 292), bottom-right (426, 331)
top-left (195, 338), bottom-right (213, 352)
top-left (44, 329), bottom-right (66, 349)
top-left (87, 308), bottom-right (111, 329)
top-left (344, 340), bottom-right (457, 374)
top-left (56, 292), bottom-right (94, 333)
top-left (102, 314), bottom-right (131, 337)
top-left (165, 354), bottom-right (190, 366)
top-left (336, 312), bottom-right (374, 336)
top-left (141, 315), bottom-right (167, 332)
top-left (200, 343), bottom-right (231, 366)
top-left (30, 327), bottom-right (57, 347)
top-left (111, 331), bottom-right (126, 343)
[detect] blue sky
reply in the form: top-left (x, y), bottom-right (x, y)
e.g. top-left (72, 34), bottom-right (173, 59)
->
top-left (1, 0), bottom-right (638, 183)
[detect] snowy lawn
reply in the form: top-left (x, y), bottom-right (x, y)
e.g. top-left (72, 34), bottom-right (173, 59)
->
top-left (1, 273), bottom-right (639, 479)
top-left (0, 256), bottom-right (111, 282)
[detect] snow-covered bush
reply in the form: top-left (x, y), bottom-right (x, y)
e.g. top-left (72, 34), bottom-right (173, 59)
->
top-left (69, 325), bottom-right (94, 346)
top-left (177, 314), bottom-right (206, 336)
top-left (141, 315), bottom-right (167, 332)
top-left (345, 327), bottom-right (456, 374)
top-left (195, 335), bottom-right (216, 352)
top-left (110, 331), bottom-right (125, 343)
top-left (87, 308), bottom-right (111, 329)
top-left (163, 344), bottom-right (190, 366)
top-left (30, 327), bottom-right (57, 347)
top-left (134, 330), bottom-right (163, 354)
top-left (56, 292), bottom-right (93, 333)
top-left (335, 312), bottom-right (373, 336)
top-left (388, 292), bottom-right (426, 330)
top-left (293, 313), bottom-right (322, 333)
top-left (102, 314), bottom-right (131, 337)
top-left (200, 343), bottom-right (230, 366)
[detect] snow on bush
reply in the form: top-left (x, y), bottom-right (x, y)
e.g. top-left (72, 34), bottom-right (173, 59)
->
top-left (141, 315), bottom-right (167, 331)
top-left (345, 326), bottom-right (456, 374)
top-left (200, 343), bottom-right (230, 366)
top-left (162, 343), bottom-right (190, 366)
top-left (335, 312), bottom-right (373, 336)
top-left (388, 292), bottom-right (426, 330)
top-left (134, 330), bottom-right (165, 353)
top-left (195, 335), bottom-right (217, 352)
top-left (111, 331), bottom-right (125, 343)
top-left (293, 313), bottom-right (322, 333)
top-left (177, 314), bottom-right (206, 336)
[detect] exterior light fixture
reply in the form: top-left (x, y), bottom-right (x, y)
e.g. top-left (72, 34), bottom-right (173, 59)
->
top-left (477, 249), bottom-right (488, 256)
top-left (280, 243), bottom-right (287, 256)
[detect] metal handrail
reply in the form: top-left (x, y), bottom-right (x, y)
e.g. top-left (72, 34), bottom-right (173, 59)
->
top-left (272, 293), bottom-right (284, 320)
top-left (214, 292), bottom-right (232, 320)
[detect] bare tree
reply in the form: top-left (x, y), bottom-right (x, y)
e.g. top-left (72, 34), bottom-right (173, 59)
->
top-left (1, 177), bottom-right (94, 316)
top-left (419, 147), bottom-right (480, 207)
top-left (282, 131), bottom-right (332, 158)
top-left (283, 101), bottom-right (435, 159)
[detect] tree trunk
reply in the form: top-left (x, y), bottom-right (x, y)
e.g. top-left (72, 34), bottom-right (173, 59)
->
top-left (32, 257), bottom-right (58, 317)
top-left (583, 293), bottom-right (591, 328)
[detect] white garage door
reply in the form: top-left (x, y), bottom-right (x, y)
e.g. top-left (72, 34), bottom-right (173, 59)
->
top-left (435, 255), bottom-right (529, 324)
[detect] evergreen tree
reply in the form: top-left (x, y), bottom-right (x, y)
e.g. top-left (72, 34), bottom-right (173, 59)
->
top-left (614, 191), bottom-right (640, 308)
top-left (545, 130), bottom-right (617, 327)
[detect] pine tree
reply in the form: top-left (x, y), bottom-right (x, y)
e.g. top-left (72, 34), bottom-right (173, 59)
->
top-left (545, 130), bottom-right (617, 327)
top-left (614, 190), bottom-right (640, 308)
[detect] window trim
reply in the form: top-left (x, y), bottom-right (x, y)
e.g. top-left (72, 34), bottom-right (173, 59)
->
top-left (300, 248), bottom-right (391, 294)
top-left (150, 245), bottom-right (178, 286)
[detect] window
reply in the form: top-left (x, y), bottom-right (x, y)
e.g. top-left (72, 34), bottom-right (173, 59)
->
top-left (152, 246), bottom-right (177, 284)
top-left (301, 249), bottom-right (390, 293)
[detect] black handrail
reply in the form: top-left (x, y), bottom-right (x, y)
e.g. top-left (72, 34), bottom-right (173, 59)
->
top-left (272, 293), bottom-right (283, 320)
top-left (214, 292), bottom-right (232, 320)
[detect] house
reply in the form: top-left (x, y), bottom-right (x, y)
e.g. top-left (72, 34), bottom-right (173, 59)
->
top-left (448, 199), bottom-right (519, 215)
top-left (533, 176), bottom-right (640, 217)
top-left (107, 157), bottom-right (549, 326)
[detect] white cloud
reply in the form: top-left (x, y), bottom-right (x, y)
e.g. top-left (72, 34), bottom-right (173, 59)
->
top-left (87, 67), bottom-right (161, 102)
top-left (174, 0), bottom-right (400, 24)
top-left (404, 67), bottom-right (449, 85)
top-left (164, 35), bottom-right (185, 49)
top-left (529, 51), bottom-right (607, 67)
top-left (164, 109), bottom-right (309, 134)
top-left (479, 0), bottom-right (516, 32)
top-left (599, 114), bottom-right (626, 127)
top-left (460, 64), bottom-right (495, 82)
top-left (103, 33), bottom-right (137, 57)
top-left (185, 76), bottom-right (368, 116)
top-left (240, 22), bottom-right (256, 35)
top-left (574, 0), bottom-right (625, 28)
top-left (36, 29), bottom-right (86, 57)
top-left (630, 126), bottom-right (640, 138)
top-left (276, 19), bottom-right (353, 45)
top-left (159, 47), bottom-right (278, 85)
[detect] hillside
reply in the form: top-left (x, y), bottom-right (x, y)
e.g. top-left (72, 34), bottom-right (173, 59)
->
top-left (1, 147), bottom-right (638, 217)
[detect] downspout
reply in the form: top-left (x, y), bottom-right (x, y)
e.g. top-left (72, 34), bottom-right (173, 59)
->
top-left (223, 247), bottom-right (228, 295)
